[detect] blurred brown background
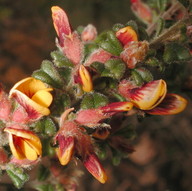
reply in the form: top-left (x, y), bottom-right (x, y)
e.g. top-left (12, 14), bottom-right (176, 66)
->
top-left (0, 0), bottom-right (192, 191)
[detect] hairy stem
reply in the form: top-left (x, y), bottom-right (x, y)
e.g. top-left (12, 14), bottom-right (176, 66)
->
top-left (146, 1), bottom-right (184, 36)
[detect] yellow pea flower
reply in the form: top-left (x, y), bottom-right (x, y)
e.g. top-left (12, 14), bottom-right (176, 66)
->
top-left (4, 127), bottom-right (42, 161)
top-left (9, 77), bottom-right (53, 118)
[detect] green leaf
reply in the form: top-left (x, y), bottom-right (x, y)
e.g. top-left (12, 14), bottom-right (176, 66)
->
top-left (35, 184), bottom-right (54, 191)
top-left (112, 23), bottom-right (125, 32)
top-left (101, 59), bottom-right (126, 80)
top-left (42, 138), bottom-right (55, 157)
top-left (32, 70), bottom-right (60, 88)
top-left (145, 57), bottom-right (164, 72)
top-left (91, 62), bottom-right (105, 74)
top-left (111, 148), bottom-right (122, 166)
top-left (163, 43), bottom-right (191, 63)
top-left (125, 20), bottom-right (138, 33)
top-left (38, 165), bottom-right (50, 181)
top-left (81, 92), bottom-right (109, 109)
top-left (157, 0), bottom-right (167, 12)
top-left (43, 118), bottom-right (57, 136)
top-left (97, 31), bottom-right (123, 56)
top-left (131, 70), bottom-right (144, 86)
top-left (138, 27), bottom-right (149, 41)
top-left (41, 60), bottom-right (63, 88)
top-left (50, 93), bottom-right (71, 116)
top-left (84, 43), bottom-right (99, 58)
top-left (155, 18), bottom-right (165, 37)
top-left (134, 68), bottom-right (153, 82)
top-left (51, 50), bottom-right (74, 68)
top-left (58, 67), bottom-right (72, 84)
top-left (33, 117), bottom-right (57, 136)
top-left (6, 164), bottom-right (29, 189)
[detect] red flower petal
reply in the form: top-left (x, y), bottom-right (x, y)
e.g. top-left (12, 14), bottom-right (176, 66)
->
top-left (83, 153), bottom-right (107, 183)
top-left (146, 94), bottom-right (187, 115)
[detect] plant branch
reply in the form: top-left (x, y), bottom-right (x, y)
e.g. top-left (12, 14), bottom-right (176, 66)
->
top-left (149, 14), bottom-right (192, 48)
top-left (146, 1), bottom-right (184, 36)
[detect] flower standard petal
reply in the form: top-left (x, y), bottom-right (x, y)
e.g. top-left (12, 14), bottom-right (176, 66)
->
top-left (127, 79), bottom-right (167, 110)
top-left (9, 77), bottom-right (53, 117)
top-left (146, 94), bottom-right (188, 115)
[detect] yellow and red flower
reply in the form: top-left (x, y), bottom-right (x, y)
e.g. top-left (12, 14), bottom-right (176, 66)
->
top-left (9, 77), bottom-right (53, 119)
top-left (4, 127), bottom-right (42, 161)
top-left (118, 79), bottom-right (187, 114)
top-left (116, 26), bottom-right (138, 46)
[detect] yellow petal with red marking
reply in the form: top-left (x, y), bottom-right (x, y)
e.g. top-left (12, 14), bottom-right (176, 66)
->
top-left (116, 26), bottom-right (138, 46)
top-left (56, 136), bottom-right (75, 165)
top-left (79, 65), bottom-right (93, 92)
top-left (83, 153), bottom-right (107, 184)
top-left (101, 102), bottom-right (133, 113)
top-left (146, 94), bottom-right (187, 115)
top-left (4, 127), bottom-right (42, 160)
top-left (128, 79), bottom-right (167, 110)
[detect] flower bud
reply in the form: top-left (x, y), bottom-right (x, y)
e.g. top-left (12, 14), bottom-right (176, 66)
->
top-left (116, 26), bottom-right (138, 46)
top-left (120, 41), bottom-right (149, 69)
top-left (81, 24), bottom-right (97, 42)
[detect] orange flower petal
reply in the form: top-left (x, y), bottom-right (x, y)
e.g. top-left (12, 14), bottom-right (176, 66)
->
top-left (146, 94), bottom-right (187, 115)
top-left (20, 138), bottom-right (39, 161)
top-left (4, 127), bottom-right (42, 159)
top-left (116, 26), bottom-right (138, 46)
top-left (128, 79), bottom-right (167, 110)
top-left (79, 65), bottom-right (93, 92)
top-left (31, 89), bottom-right (53, 108)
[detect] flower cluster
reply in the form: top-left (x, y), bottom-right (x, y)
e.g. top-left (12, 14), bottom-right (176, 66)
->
top-left (0, 1), bottom-right (191, 190)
